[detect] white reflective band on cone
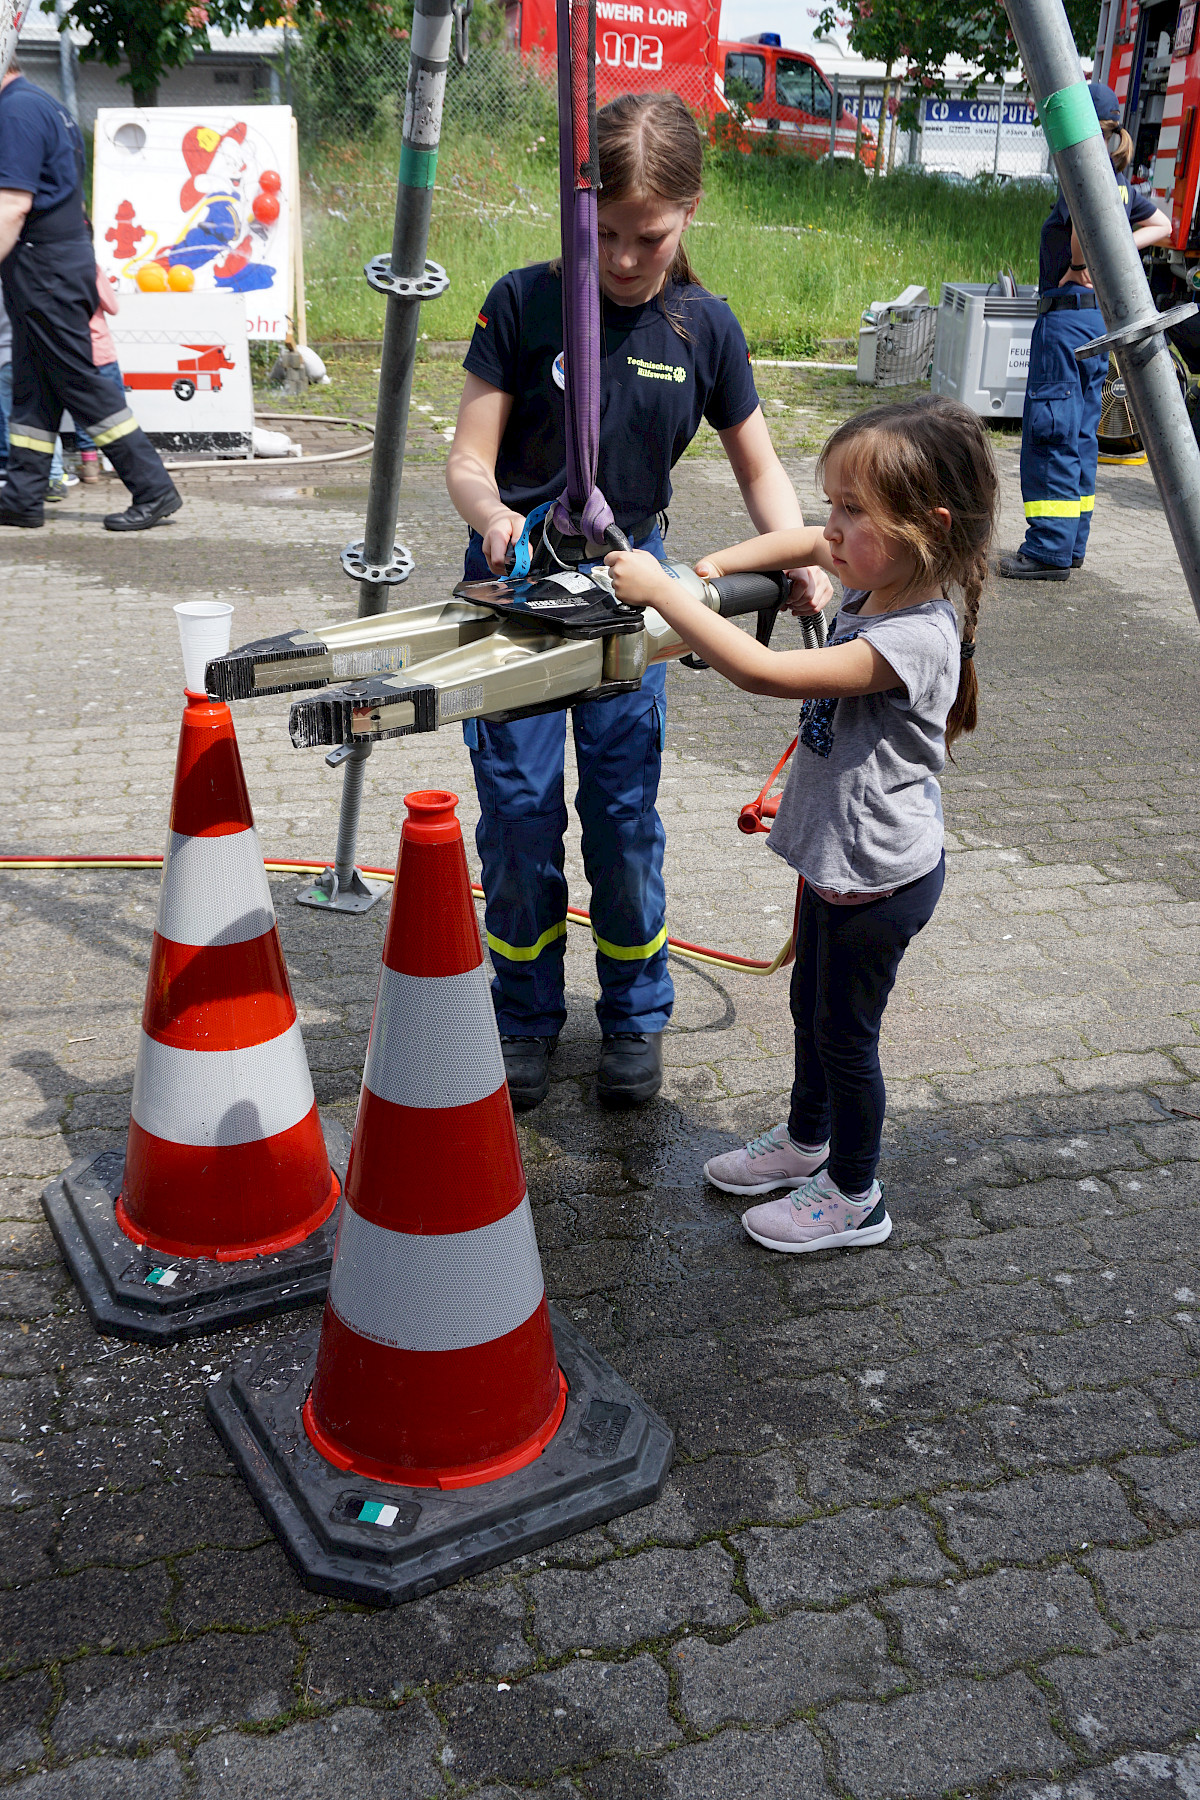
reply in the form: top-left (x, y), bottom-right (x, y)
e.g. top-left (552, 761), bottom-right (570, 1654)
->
top-left (364, 963), bottom-right (505, 1110)
top-left (329, 1194), bottom-right (545, 1352)
top-left (157, 828), bottom-right (275, 947)
top-left (131, 1021), bottom-right (314, 1146)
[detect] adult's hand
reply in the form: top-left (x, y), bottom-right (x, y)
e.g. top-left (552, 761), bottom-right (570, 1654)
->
top-left (480, 509), bottom-right (526, 574)
top-left (0, 189), bottom-right (32, 265)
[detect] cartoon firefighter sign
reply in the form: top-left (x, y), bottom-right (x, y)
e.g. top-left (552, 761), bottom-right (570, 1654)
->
top-left (92, 106), bottom-right (296, 341)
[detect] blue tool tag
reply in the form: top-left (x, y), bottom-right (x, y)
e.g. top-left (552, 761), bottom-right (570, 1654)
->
top-left (509, 502), bottom-right (554, 580)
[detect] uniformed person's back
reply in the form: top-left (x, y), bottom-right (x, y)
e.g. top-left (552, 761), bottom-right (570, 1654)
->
top-left (0, 52), bottom-right (182, 530)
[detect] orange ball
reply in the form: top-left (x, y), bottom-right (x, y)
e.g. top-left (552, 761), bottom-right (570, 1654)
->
top-left (136, 263), bottom-right (169, 292)
top-left (259, 168), bottom-right (282, 192)
top-left (252, 191), bottom-right (280, 224)
top-left (167, 264), bottom-right (195, 292)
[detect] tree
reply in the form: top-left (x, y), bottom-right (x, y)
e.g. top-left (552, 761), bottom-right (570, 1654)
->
top-left (813, 0), bottom-right (1103, 129)
top-left (43, 0), bottom-right (410, 108)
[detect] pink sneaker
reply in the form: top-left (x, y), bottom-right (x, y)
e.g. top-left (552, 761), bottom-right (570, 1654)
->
top-left (742, 1169), bottom-right (891, 1254)
top-left (704, 1123), bottom-right (829, 1196)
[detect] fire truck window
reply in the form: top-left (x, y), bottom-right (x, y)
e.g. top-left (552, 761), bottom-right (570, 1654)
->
top-left (725, 52), bottom-right (766, 102)
top-left (776, 57), bottom-right (817, 113)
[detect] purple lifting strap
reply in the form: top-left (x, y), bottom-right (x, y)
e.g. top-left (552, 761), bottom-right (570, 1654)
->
top-left (551, 0), bottom-right (616, 546)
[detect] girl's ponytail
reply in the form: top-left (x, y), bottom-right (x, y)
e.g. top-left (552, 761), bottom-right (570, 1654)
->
top-left (945, 568), bottom-right (982, 748)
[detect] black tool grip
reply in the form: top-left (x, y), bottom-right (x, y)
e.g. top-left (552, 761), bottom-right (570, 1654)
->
top-left (708, 571), bottom-right (787, 616)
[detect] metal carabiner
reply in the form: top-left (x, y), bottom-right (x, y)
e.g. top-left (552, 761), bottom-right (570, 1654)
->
top-left (452, 0), bottom-right (472, 68)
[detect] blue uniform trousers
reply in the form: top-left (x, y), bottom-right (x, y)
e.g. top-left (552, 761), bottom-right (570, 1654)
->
top-left (1019, 296), bottom-right (1107, 569)
top-left (463, 527), bottom-right (674, 1039)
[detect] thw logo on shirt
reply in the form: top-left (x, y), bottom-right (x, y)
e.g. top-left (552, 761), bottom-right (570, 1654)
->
top-left (799, 625), bottom-right (858, 760)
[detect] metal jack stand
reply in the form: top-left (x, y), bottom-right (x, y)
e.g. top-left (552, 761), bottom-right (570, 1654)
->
top-left (1001, 0), bottom-right (1200, 624)
top-left (297, 0), bottom-right (467, 914)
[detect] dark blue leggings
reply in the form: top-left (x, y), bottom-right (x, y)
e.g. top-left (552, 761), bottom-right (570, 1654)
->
top-left (787, 854), bottom-right (945, 1194)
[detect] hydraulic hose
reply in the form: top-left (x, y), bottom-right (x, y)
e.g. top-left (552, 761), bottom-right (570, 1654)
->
top-left (0, 855), bottom-right (794, 977)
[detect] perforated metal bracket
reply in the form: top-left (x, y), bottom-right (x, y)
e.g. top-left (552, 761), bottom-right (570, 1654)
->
top-left (341, 540), bottom-right (415, 586)
top-left (1076, 301), bottom-right (1198, 361)
top-left (364, 255), bottom-right (450, 302)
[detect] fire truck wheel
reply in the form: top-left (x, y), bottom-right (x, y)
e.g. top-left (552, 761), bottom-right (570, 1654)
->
top-left (173, 379), bottom-right (196, 402)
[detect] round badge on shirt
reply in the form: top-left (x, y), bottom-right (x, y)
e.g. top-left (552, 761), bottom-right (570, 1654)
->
top-left (552, 352), bottom-right (565, 391)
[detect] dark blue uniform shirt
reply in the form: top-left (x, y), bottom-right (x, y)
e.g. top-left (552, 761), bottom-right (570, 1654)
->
top-left (464, 263), bottom-right (760, 534)
top-left (0, 75), bottom-right (83, 216)
top-left (1038, 166), bottom-right (1157, 292)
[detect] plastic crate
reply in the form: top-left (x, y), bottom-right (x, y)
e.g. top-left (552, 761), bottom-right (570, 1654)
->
top-left (930, 280), bottom-right (1039, 418)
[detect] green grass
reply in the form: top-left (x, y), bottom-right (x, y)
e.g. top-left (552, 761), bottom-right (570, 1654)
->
top-left (301, 132), bottom-right (1050, 352)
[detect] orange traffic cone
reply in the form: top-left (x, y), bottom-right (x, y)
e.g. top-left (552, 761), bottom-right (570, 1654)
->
top-left (207, 789), bottom-right (673, 1605)
top-left (120, 691), bottom-right (338, 1259)
top-left (43, 691), bottom-right (348, 1342)
top-left (304, 787), bottom-right (566, 1487)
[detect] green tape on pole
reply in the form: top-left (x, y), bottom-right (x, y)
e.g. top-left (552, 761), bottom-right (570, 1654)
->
top-left (399, 144), bottom-right (439, 189)
top-left (1038, 83), bottom-right (1102, 153)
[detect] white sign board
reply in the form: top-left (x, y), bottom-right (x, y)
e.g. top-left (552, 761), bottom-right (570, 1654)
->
top-left (92, 106), bottom-right (295, 341)
top-left (108, 293), bottom-right (253, 456)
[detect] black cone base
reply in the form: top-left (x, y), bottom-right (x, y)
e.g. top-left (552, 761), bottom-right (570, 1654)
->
top-left (41, 1118), bottom-right (351, 1344)
top-left (204, 1311), bottom-right (674, 1606)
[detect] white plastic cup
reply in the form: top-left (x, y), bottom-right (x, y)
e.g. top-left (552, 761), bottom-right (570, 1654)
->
top-left (174, 601), bottom-right (234, 694)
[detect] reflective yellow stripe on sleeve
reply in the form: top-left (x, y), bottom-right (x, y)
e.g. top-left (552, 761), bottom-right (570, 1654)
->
top-left (486, 919), bottom-right (568, 963)
top-left (1079, 494), bottom-right (1095, 512)
top-left (591, 923), bottom-right (669, 962)
top-left (1024, 499), bottom-right (1081, 518)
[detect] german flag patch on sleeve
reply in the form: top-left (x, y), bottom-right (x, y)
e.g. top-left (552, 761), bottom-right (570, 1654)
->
top-left (477, 312), bottom-right (488, 329)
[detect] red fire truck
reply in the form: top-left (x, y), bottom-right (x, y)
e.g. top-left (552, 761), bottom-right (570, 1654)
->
top-left (123, 343), bottom-right (236, 403)
top-left (1107, 0), bottom-right (1200, 332)
top-left (504, 3), bottom-right (876, 166)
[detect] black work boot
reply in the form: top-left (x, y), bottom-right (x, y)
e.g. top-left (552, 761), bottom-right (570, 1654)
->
top-left (597, 1032), bottom-right (663, 1107)
top-left (500, 1035), bottom-right (558, 1111)
top-left (103, 488), bottom-right (183, 532)
top-left (0, 505), bottom-right (44, 528)
top-left (997, 551), bottom-right (1070, 581)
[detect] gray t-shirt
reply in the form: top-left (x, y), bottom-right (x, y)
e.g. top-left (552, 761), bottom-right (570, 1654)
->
top-left (767, 590), bottom-right (960, 894)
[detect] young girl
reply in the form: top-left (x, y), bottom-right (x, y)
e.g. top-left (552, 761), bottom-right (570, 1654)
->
top-left (605, 396), bottom-right (997, 1253)
top-left (446, 90), bottom-right (829, 1112)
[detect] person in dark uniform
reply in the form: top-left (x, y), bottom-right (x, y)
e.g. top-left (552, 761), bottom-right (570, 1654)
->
top-left (999, 82), bottom-right (1169, 580)
top-left (0, 59), bottom-right (181, 530)
top-left (447, 91), bottom-right (830, 1110)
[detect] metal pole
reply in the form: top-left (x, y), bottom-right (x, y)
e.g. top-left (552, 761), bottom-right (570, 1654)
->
top-left (296, 0), bottom-right (459, 914)
top-left (1092, 0), bottom-right (1111, 73)
top-left (853, 79), bottom-right (865, 166)
top-left (1099, 0), bottom-right (1119, 86)
top-left (828, 74), bottom-right (839, 159)
top-left (993, 81), bottom-right (1004, 175)
top-left (1001, 0), bottom-right (1200, 624)
top-left (55, 0), bottom-right (78, 124)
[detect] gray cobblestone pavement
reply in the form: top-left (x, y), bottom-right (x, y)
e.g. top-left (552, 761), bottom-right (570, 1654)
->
top-left (1, 431), bottom-right (1199, 1796)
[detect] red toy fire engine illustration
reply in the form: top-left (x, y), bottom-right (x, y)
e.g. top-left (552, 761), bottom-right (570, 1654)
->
top-left (123, 341), bottom-right (236, 402)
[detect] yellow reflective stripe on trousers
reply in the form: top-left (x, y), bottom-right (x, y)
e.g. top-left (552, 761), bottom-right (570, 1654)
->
top-left (592, 923), bottom-right (668, 962)
top-left (1079, 494), bottom-right (1095, 512)
top-left (486, 919), bottom-right (567, 962)
top-left (9, 431), bottom-right (54, 455)
top-left (1024, 499), bottom-right (1081, 518)
top-left (90, 410), bottom-right (139, 448)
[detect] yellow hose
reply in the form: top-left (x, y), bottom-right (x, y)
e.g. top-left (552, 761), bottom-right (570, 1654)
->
top-left (0, 856), bottom-right (793, 977)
